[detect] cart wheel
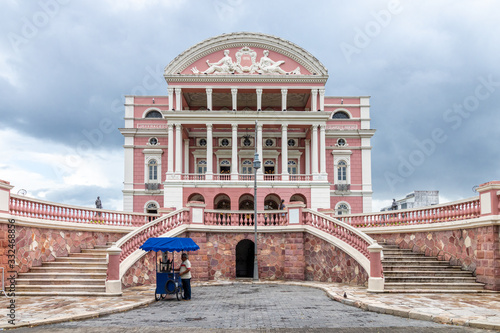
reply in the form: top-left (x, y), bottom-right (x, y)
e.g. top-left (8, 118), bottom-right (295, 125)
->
top-left (155, 293), bottom-right (161, 301)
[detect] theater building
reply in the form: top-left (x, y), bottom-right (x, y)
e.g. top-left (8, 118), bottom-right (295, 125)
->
top-left (120, 32), bottom-right (375, 215)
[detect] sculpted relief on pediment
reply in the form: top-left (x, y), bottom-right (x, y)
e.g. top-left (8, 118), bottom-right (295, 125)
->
top-left (191, 47), bottom-right (301, 75)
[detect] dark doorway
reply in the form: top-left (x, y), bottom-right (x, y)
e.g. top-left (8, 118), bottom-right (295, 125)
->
top-left (236, 239), bottom-right (254, 278)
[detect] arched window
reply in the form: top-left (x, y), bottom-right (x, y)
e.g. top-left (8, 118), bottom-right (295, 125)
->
top-left (336, 203), bottom-right (350, 215)
top-left (145, 110), bottom-right (162, 118)
top-left (337, 160), bottom-right (347, 181)
top-left (241, 160), bottom-right (252, 175)
top-left (148, 159), bottom-right (158, 181)
top-left (332, 111), bottom-right (350, 119)
top-left (288, 160), bottom-right (297, 174)
top-left (219, 160), bottom-right (231, 174)
top-left (197, 160), bottom-right (207, 174)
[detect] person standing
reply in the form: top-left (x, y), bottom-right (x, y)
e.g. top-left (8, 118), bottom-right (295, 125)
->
top-left (95, 196), bottom-right (102, 218)
top-left (176, 253), bottom-right (192, 300)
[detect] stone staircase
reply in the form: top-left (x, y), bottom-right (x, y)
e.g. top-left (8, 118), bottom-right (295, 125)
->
top-left (16, 243), bottom-right (121, 296)
top-left (381, 243), bottom-right (485, 293)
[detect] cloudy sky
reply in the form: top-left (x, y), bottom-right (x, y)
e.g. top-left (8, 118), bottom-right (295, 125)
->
top-left (1, 0), bottom-right (499, 211)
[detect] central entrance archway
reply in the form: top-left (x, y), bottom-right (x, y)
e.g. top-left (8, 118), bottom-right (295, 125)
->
top-left (235, 239), bottom-right (254, 278)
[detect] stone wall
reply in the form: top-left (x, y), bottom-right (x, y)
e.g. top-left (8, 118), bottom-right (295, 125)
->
top-left (121, 231), bottom-right (367, 289)
top-left (370, 225), bottom-right (500, 290)
top-left (304, 234), bottom-right (368, 285)
top-left (1, 223), bottom-right (124, 275)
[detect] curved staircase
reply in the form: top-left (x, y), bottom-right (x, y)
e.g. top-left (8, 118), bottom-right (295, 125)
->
top-left (381, 243), bottom-right (485, 293)
top-left (16, 243), bottom-right (120, 296)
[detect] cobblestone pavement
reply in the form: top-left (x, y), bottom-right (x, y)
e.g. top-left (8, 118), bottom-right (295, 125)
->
top-left (9, 284), bottom-right (498, 332)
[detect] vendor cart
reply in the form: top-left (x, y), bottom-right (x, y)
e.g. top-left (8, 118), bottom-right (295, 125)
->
top-left (140, 237), bottom-right (200, 301)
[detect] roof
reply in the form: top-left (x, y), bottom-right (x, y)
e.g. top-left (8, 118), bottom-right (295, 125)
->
top-left (139, 237), bottom-right (200, 252)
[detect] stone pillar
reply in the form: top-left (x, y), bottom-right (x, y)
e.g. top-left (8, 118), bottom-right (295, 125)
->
top-left (305, 139), bottom-right (310, 175)
top-left (175, 124), bottom-right (182, 174)
top-left (167, 123), bottom-right (174, 176)
top-left (319, 124), bottom-right (327, 178)
top-left (184, 139), bottom-right (189, 174)
top-left (284, 233), bottom-right (305, 280)
top-left (256, 122), bottom-right (263, 179)
top-left (206, 88), bottom-right (213, 111)
top-left (187, 201), bottom-right (206, 224)
top-left (106, 244), bottom-right (122, 294)
top-left (367, 242), bottom-right (384, 292)
top-left (175, 88), bottom-right (182, 111)
top-left (477, 181), bottom-right (500, 216)
top-left (311, 125), bottom-right (319, 176)
top-left (231, 88), bottom-right (238, 111)
top-left (168, 87), bottom-right (174, 111)
top-left (281, 124), bottom-right (289, 181)
top-left (206, 124), bottom-right (213, 180)
top-left (319, 88), bottom-right (325, 111)
top-left (189, 232), bottom-right (209, 281)
top-left (256, 88), bottom-right (263, 111)
top-left (281, 88), bottom-right (287, 111)
top-left (287, 202), bottom-right (305, 224)
top-left (311, 89), bottom-right (318, 112)
top-left (231, 124), bottom-right (238, 180)
top-left (0, 180), bottom-right (14, 213)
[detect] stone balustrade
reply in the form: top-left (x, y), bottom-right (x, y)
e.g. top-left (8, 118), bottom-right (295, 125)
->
top-left (9, 194), bottom-right (156, 227)
top-left (204, 209), bottom-right (287, 226)
top-left (334, 197), bottom-right (480, 227)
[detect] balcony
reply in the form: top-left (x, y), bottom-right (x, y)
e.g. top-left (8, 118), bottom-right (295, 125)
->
top-left (176, 173), bottom-right (314, 182)
top-left (145, 183), bottom-right (160, 191)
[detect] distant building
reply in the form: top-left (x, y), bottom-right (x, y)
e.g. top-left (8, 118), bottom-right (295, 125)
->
top-left (381, 191), bottom-right (439, 211)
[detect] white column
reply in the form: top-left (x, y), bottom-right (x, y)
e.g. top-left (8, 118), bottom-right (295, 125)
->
top-left (311, 89), bottom-right (318, 112)
top-left (167, 123), bottom-right (174, 175)
top-left (281, 124), bottom-right (289, 181)
top-left (231, 124), bottom-right (238, 180)
top-left (319, 124), bottom-right (327, 178)
top-left (175, 88), bottom-right (182, 111)
top-left (175, 123), bottom-right (182, 174)
top-left (206, 88), bottom-right (213, 110)
top-left (206, 124), bottom-right (213, 180)
top-left (168, 87), bottom-right (174, 111)
top-left (184, 139), bottom-right (189, 174)
top-left (256, 88), bottom-right (263, 111)
top-left (231, 88), bottom-right (238, 111)
top-left (281, 88), bottom-right (288, 111)
top-left (305, 139), bottom-right (311, 175)
top-left (311, 124), bottom-right (319, 177)
top-left (256, 123), bottom-right (263, 179)
top-left (319, 88), bottom-right (325, 111)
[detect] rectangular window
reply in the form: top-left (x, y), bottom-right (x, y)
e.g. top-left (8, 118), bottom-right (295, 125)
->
top-left (149, 165), bottom-right (157, 180)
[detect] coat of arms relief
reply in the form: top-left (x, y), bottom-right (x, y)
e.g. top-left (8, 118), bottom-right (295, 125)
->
top-left (191, 47), bottom-right (301, 75)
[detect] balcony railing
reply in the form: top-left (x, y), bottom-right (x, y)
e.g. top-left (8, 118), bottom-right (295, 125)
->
top-left (204, 209), bottom-right (287, 226)
top-left (178, 173), bottom-right (312, 182)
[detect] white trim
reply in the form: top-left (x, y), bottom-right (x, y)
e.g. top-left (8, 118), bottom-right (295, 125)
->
top-left (335, 201), bottom-right (351, 215)
top-left (331, 108), bottom-right (353, 119)
top-left (141, 107), bottom-right (163, 119)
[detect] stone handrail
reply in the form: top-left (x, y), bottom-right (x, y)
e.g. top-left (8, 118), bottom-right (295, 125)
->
top-left (9, 194), bottom-right (156, 226)
top-left (204, 209), bottom-right (287, 226)
top-left (179, 174), bottom-right (313, 181)
top-left (302, 208), bottom-right (376, 259)
top-left (334, 197), bottom-right (480, 227)
top-left (116, 208), bottom-right (189, 262)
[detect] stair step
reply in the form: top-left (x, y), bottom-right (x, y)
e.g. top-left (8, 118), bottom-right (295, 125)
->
top-left (17, 272), bottom-right (107, 279)
top-left (16, 285), bottom-right (106, 292)
top-left (383, 256), bottom-right (439, 261)
top-left (69, 253), bottom-right (107, 258)
top-left (384, 282), bottom-right (485, 290)
top-left (383, 265), bottom-right (463, 271)
top-left (385, 277), bottom-right (478, 283)
top-left (15, 291), bottom-right (122, 297)
top-left (81, 248), bottom-right (109, 254)
top-left (94, 245), bottom-right (112, 249)
top-left (42, 262), bottom-right (107, 268)
top-left (383, 271), bottom-right (473, 277)
top-left (15, 278), bottom-right (105, 285)
top-left (56, 257), bottom-right (107, 263)
top-left (30, 267), bottom-right (107, 273)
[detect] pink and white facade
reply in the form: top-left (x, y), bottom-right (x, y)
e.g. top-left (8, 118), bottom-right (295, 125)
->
top-left (120, 33), bottom-right (375, 214)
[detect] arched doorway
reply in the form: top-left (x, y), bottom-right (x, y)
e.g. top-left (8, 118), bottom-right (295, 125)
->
top-left (238, 194), bottom-right (254, 226)
top-left (187, 193), bottom-right (205, 203)
top-left (290, 194), bottom-right (307, 206)
top-left (236, 239), bottom-right (254, 278)
top-left (214, 194), bottom-right (231, 225)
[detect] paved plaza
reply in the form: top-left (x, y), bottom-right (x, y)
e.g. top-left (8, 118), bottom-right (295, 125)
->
top-left (3, 281), bottom-right (499, 332)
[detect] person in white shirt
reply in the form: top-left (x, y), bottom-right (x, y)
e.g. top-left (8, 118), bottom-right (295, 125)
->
top-left (176, 253), bottom-right (192, 300)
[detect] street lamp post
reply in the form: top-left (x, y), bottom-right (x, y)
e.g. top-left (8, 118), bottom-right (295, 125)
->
top-left (253, 121), bottom-right (261, 281)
